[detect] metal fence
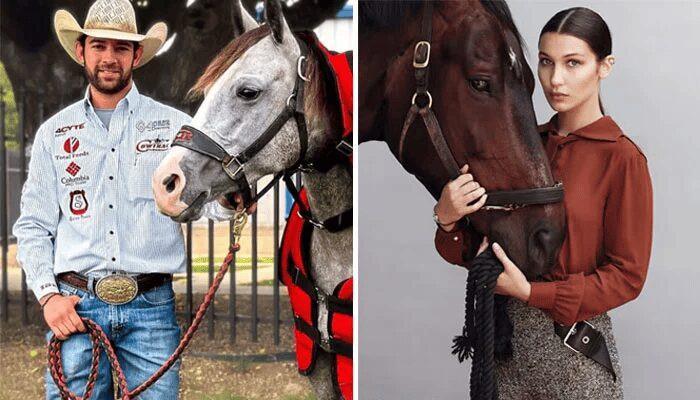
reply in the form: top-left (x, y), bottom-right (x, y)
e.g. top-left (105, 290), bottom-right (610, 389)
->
top-left (0, 88), bottom-right (292, 346)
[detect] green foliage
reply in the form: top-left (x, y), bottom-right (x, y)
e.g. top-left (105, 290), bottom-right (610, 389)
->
top-left (0, 62), bottom-right (19, 150)
top-left (191, 256), bottom-right (274, 273)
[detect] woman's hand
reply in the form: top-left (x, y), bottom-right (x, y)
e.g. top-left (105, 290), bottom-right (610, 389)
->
top-left (476, 237), bottom-right (531, 302)
top-left (434, 164), bottom-right (488, 231)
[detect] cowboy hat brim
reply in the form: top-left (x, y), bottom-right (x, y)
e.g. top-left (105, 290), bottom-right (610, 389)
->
top-left (54, 10), bottom-right (167, 69)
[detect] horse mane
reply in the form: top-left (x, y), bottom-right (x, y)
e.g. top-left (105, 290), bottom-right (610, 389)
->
top-left (188, 25), bottom-right (272, 100)
top-left (480, 0), bottom-right (526, 51)
top-left (358, 1), bottom-right (422, 31)
top-left (359, 1), bottom-right (525, 51)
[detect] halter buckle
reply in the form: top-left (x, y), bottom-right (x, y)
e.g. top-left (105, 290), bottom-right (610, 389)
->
top-left (413, 41), bottom-right (431, 68)
top-left (222, 156), bottom-right (244, 180)
top-left (482, 204), bottom-right (522, 211)
top-left (286, 93), bottom-right (297, 108)
top-left (297, 56), bottom-right (310, 82)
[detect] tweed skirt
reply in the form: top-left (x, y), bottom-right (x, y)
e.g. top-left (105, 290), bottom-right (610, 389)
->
top-left (495, 299), bottom-right (624, 400)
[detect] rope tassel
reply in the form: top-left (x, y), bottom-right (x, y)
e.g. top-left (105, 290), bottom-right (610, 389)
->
top-left (451, 248), bottom-right (512, 400)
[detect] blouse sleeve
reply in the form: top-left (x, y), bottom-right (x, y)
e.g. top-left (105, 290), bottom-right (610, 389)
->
top-left (527, 152), bottom-right (653, 326)
top-left (434, 219), bottom-right (484, 268)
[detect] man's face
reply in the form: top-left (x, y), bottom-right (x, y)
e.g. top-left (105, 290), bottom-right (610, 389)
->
top-left (76, 37), bottom-right (143, 95)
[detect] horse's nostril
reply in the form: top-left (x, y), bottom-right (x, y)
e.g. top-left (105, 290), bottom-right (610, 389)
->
top-left (163, 174), bottom-right (179, 193)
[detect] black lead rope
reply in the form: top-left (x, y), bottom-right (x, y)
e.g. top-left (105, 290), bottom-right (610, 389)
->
top-left (452, 248), bottom-right (513, 400)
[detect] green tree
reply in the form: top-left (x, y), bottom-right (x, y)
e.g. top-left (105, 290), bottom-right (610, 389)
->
top-left (0, 62), bottom-right (18, 150)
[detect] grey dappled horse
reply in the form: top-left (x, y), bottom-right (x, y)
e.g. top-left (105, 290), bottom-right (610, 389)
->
top-left (152, 1), bottom-right (351, 399)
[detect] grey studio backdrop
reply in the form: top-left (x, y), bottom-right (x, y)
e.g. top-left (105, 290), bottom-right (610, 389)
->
top-left (358, 1), bottom-right (700, 399)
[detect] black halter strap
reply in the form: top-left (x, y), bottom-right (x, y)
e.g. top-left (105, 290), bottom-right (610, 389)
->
top-left (399, 2), bottom-right (564, 211)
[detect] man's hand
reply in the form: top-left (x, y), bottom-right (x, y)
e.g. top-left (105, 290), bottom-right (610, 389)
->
top-left (217, 195), bottom-right (257, 215)
top-left (476, 238), bottom-right (531, 302)
top-left (42, 294), bottom-right (86, 340)
top-left (434, 164), bottom-right (487, 231)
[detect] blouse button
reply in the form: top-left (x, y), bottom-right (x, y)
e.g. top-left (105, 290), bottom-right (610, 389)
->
top-left (453, 236), bottom-right (460, 242)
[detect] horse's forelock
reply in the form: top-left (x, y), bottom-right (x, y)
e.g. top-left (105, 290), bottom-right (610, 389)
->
top-left (188, 25), bottom-right (272, 101)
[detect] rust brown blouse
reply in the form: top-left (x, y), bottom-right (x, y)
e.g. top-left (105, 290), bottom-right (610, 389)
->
top-left (434, 115), bottom-right (653, 326)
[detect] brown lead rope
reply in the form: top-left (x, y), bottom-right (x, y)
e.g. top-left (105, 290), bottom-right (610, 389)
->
top-left (47, 212), bottom-right (249, 400)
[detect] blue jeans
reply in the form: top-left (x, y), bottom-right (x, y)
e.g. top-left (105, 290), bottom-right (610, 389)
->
top-left (45, 280), bottom-right (181, 399)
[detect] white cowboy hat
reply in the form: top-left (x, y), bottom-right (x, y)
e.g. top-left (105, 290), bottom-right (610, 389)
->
top-left (54, 0), bottom-right (167, 69)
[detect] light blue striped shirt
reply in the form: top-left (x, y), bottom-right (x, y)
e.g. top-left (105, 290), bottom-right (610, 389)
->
top-left (13, 84), bottom-right (234, 300)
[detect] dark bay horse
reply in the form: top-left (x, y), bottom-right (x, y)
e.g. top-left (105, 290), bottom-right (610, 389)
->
top-left (359, 0), bottom-right (565, 278)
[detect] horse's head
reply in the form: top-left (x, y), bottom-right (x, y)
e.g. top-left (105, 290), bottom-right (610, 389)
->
top-left (153, 0), bottom-right (333, 223)
top-left (360, 1), bottom-right (565, 278)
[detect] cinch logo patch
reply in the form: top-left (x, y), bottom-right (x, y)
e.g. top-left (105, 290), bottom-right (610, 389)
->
top-left (65, 162), bottom-right (81, 176)
top-left (69, 190), bottom-right (88, 216)
top-left (63, 137), bottom-right (80, 153)
top-left (55, 123), bottom-right (85, 135)
top-left (136, 138), bottom-right (170, 153)
top-left (136, 119), bottom-right (171, 132)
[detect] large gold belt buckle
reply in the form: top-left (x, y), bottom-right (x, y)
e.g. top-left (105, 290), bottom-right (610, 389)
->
top-left (95, 274), bottom-right (138, 305)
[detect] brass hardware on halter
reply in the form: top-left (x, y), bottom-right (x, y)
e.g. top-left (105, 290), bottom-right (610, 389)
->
top-left (232, 211), bottom-right (248, 243)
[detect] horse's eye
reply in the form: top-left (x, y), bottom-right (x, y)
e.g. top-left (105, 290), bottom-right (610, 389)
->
top-left (237, 87), bottom-right (260, 100)
top-left (469, 79), bottom-right (490, 93)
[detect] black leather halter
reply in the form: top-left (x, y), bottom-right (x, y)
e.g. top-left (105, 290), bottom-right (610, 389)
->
top-left (171, 37), bottom-right (351, 232)
top-left (399, 1), bottom-right (564, 211)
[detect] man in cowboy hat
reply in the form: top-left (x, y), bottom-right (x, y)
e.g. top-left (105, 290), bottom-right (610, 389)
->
top-left (13, 0), bottom-right (236, 398)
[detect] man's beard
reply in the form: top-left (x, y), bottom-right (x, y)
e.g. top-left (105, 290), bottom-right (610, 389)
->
top-left (84, 64), bottom-right (132, 95)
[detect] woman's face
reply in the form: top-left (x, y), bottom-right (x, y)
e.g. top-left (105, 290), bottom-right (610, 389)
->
top-left (537, 32), bottom-right (608, 113)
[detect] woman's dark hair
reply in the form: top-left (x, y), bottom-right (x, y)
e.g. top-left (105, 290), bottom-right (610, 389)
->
top-left (540, 8), bottom-right (612, 113)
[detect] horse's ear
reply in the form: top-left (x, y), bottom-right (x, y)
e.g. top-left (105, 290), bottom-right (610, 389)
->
top-left (263, 0), bottom-right (293, 45)
top-left (231, 0), bottom-right (258, 37)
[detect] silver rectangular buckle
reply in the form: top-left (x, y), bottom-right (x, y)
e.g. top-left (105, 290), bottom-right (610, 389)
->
top-left (223, 156), bottom-right (244, 180)
top-left (413, 41), bottom-right (431, 68)
top-left (563, 320), bottom-right (595, 354)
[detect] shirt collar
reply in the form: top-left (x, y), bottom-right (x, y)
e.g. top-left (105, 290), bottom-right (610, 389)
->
top-left (539, 114), bottom-right (623, 142)
top-left (83, 83), bottom-right (141, 114)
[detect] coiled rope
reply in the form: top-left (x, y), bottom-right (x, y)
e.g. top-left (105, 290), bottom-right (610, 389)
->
top-left (451, 248), bottom-right (513, 400)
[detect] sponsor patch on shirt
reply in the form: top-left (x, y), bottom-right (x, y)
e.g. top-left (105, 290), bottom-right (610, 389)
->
top-left (136, 119), bottom-right (171, 132)
top-left (61, 175), bottom-right (90, 187)
top-left (69, 189), bottom-right (90, 221)
top-left (55, 136), bottom-right (89, 161)
top-left (65, 162), bottom-right (81, 176)
top-left (54, 122), bottom-right (86, 137)
top-left (136, 138), bottom-right (170, 153)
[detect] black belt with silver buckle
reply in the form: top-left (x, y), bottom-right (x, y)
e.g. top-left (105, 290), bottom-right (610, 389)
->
top-left (57, 272), bottom-right (172, 305)
top-left (554, 320), bottom-right (617, 380)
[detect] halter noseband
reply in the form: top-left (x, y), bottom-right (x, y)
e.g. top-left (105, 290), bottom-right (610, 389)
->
top-left (399, 1), bottom-right (564, 211)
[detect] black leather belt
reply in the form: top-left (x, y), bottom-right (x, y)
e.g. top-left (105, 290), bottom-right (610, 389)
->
top-left (554, 320), bottom-right (617, 380)
top-left (57, 272), bottom-right (172, 305)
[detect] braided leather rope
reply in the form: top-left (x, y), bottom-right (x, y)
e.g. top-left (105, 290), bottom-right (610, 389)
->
top-left (451, 248), bottom-right (506, 400)
top-left (47, 242), bottom-right (241, 400)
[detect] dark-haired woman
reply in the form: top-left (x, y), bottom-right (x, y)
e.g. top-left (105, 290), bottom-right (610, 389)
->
top-left (433, 7), bottom-right (652, 398)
